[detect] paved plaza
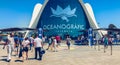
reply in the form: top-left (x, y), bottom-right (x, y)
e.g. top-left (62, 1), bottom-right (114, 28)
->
top-left (0, 42), bottom-right (120, 65)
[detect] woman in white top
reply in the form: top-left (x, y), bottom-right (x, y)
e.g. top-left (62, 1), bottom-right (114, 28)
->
top-left (53, 37), bottom-right (57, 52)
top-left (22, 37), bottom-right (30, 60)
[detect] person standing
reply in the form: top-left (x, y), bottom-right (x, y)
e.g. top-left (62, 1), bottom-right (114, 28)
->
top-left (53, 37), bottom-right (58, 52)
top-left (34, 34), bottom-right (43, 60)
top-left (81, 35), bottom-right (85, 44)
top-left (88, 28), bottom-right (93, 47)
top-left (18, 34), bottom-right (24, 58)
top-left (42, 36), bottom-right (46, 46)
top-left (29, 36), bottom-right (34, 50)
top-left (66, 35), bottom-right (71, 50)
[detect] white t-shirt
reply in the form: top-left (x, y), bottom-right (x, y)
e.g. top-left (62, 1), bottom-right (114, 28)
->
top-left (54, 39), bottom-right (57, 45)
top-left (34, 37), bottom-right (42, 47)
top-left (42, 37), bottom-right (45, 42)
top-left (22, 40), bottom-right (30, 47)
top-left (8, 35), bottom-right (15, 45)
top-left (30, 37), bottom-right (34, 43)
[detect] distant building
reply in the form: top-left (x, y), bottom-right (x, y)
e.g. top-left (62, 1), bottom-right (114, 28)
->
top-left (27, 0), bottom-right (101, 38)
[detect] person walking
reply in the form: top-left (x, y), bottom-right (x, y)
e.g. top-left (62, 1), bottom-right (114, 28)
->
top-left (7, 33), bottom-right (15, 62)
top-left (34, 34), bottom-right (43, 60)
top-left (103, 35), bottom-right (108, 48)
top-left (46, 36), bottom-right (52, 50)
top-left (14, 34), bottom-right (19, 56)
top-left (55, 35), bottom-right (61, 47)
top-left (22, 37), bottom-right (30, 60)
top-left (66, 35), bottom-right (71, 50)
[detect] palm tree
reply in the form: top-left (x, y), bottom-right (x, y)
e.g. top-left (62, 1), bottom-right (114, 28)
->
top-left (108, 24), bottom-right (117, 37)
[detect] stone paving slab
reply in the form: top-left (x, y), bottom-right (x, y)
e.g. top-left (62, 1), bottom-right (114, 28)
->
top-left (0, 44), bottom-right (120, 65)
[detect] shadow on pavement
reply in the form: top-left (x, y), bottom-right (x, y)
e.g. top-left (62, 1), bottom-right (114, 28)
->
top-left (1, 56), bottom-right (7, 57)
top-left (0, 59), bottom-right (8, 62)
top-left (28, 58), bottom-right (35, 60)
top-left (15, 60), bottom-right (23, 62)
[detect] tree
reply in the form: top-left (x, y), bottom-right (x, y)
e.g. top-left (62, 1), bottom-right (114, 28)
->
top-left (108, 24), bottom-right (117, 37)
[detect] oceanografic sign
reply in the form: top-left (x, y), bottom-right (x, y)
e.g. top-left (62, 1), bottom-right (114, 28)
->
top-left (37, 0), bottom-right (90, 37)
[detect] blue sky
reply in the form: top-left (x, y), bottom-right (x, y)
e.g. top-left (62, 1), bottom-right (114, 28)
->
top-left (0, 0), bottom-right (120, 29)
top-left (84, 0), bottom-right (120, 28)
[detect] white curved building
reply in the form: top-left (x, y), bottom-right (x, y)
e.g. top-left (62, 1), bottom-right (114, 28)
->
top-left (25, 3), bottom-right (42, 37)
top-left (26, 0), bottom-right (104, 38)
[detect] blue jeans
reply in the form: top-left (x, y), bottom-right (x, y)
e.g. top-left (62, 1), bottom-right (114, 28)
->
top-left (30, 43), bottom-right (33, 50)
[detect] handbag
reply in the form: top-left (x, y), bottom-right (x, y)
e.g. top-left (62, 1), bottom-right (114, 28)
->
top-left (40, 48), bottom-right (45, 54)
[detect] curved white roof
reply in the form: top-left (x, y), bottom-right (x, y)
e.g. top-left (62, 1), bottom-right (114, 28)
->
top-left (29, 3), bottom-right (42, 28)
top-left (84, 3), bottom-right (99, 28)
top-left (83, 2), bottom-right (107, 36)
top-left (25, 3), bottom-right (42, 37)
top-left (25, 0), bottom-right (107, 37)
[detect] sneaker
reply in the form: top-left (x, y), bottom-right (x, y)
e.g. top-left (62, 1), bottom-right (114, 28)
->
top-left (38, 58), bottom-right (42, 61)
top-left (16, 55), bottom-right (18, 57)
top-left (7, 59), bottom-right (11, 62)
top-left (34, 58), bottom-right (37, 59)
top-left (46, 48), bottom-right (48, 50)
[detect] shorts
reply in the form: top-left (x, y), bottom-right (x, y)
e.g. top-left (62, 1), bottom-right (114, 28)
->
top-left (67, 43), bottom-right (70, 46)
top-left (57, 40), bottom-right (61, 43)
top-left (14, 47), bottom-right (18, 52)
top-left (23, 47), bottom-right (28, 52)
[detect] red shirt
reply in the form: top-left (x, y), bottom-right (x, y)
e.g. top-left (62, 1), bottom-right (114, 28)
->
top-left (56, 36), bottom-right (61, 41)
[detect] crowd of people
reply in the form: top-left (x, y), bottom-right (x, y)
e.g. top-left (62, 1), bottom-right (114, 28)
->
top-left (2, 33), bottom-right (44, 62)
top-left (1, 31), bottom-right (120, 63)
top-left (1, 32), bottom-right (72, 62)
top-left (74, 32), bottom-right (120, 48)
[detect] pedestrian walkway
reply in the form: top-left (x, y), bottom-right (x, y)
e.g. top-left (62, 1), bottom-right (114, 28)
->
top-left (0, 44), bottom-right (120, 65)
